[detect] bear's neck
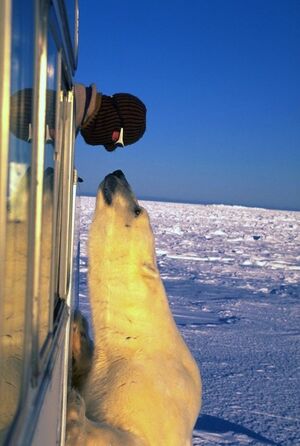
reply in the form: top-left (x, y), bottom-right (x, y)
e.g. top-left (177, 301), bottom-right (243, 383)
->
top-left (88, 260), bottom-right (176, 350)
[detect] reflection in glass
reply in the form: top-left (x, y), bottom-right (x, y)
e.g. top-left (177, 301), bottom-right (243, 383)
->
top-left (65, 0), bottom-right (76, 53)
top-left (0, 0), bottom-right (34, 440)
top-left (38, 32), bottom-right (57, 349)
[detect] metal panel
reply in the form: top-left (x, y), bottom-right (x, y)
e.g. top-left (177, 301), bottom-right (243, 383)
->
top-left (58, 89), bottom-right (75, 299)
top-left (48, 49), bottom-right (62, 335)
top-left (5, 303), bottom-right (69, 446)
top-left (0, 2), bottom-right (11, 440)
top-left (0, 0), bottom-right (11, 333)
top-left (26, 0), bottom-right (48, 385)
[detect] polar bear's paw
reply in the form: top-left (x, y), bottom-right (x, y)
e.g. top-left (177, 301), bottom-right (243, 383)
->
top-left (65, 389), bottom-right (145, 446)
top-left (72, 310), bottom-right (94, 390)
top-left (65, 389), bottom-right (87, 445)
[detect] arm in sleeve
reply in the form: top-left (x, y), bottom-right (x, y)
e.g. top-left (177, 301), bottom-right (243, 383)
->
top-left (74, 83), bottom-right (102, 130)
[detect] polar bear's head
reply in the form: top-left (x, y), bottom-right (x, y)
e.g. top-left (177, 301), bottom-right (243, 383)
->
top-left (91, 170), bottom-right (157, 277)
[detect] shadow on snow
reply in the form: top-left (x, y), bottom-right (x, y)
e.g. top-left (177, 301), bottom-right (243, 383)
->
top-left (194, 414), bottom-right (281, 445)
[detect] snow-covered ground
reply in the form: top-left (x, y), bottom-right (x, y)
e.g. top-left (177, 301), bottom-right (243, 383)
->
top-left (78, 197), bottom-right (300, 446)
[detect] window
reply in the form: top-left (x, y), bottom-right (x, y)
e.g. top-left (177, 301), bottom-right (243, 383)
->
top-left (0, 0), bottom-right (34, 438)
top-left (38, 30), bottom-right (57, 351)
top-left (0, 1), bottom-right (79, 443)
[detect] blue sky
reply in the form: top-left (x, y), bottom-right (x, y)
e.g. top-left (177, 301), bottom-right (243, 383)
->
top-left (75, 0), bottom-right (300, 211)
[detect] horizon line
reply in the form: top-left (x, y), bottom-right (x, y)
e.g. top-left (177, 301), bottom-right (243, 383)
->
top-left (78, 192), bottom-right (300, 213)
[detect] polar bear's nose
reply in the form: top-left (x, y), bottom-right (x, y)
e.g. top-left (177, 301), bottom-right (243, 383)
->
top-left (102, 170), bottom-right (132, 205)
top-left (111, 169), bottom-right (131, 190)
top-left (103, 174), bottom-right (118, 205)
top-left (112, 169), bottom-right (125, 179)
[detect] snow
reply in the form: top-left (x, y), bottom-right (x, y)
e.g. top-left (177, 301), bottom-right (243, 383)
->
top-left (78, 197), bottom-right (300, 446)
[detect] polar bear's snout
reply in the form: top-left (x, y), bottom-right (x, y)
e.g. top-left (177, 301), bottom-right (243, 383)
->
top-left (111, 169), bottom-right (126, 180)
top-left (104, 169), bottom-right (127, 186)
top-left (101, 170), bottom-right (133, 206)
top-left (102, 174), bottom-right (118, 205)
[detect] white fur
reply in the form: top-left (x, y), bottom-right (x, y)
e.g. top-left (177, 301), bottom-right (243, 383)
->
top-left (67, 172), bottom-right (201, 445)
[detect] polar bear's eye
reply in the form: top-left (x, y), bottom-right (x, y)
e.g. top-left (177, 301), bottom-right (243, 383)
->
top-left (134, 206), bottom-right (142, 217)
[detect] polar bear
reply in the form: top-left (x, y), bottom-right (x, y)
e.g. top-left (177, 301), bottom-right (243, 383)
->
top-left (66, 170), bottom-right (201, 446)
top-left (71, 309), bottom-right (94, 390)
top-left (1, 166), bottom-right (54, 434)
